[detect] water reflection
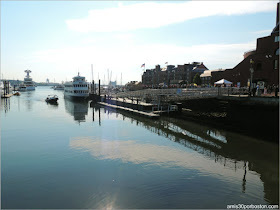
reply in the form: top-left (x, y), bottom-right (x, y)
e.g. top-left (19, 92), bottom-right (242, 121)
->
top-left (46, 101), bottom-right (59, 108)
top-left (64, 99), bottom-right (88, 123)
top-left (242, 161), bottom-right (247, 193)
top-left (0, 98), bottom-right (11, 113)
top-left (24, 91), bottom-right (35, 110)
top-left (73, 105), bottom-right (279, 204)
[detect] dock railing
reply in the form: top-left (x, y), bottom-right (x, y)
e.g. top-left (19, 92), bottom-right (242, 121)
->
top-left (115, 87), bottom-right (249, 102)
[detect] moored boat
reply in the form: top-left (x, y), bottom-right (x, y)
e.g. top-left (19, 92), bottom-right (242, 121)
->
top-left (13, 91), bottom-right (21, 96)
top-left (23, 69), bottom-right (36, 91)
top-left (54, 84), bottom-right (65, 90)
top-left (64, 73), bottom-right (89, 99)
top-left (18, 84), bottom-right (27, 91)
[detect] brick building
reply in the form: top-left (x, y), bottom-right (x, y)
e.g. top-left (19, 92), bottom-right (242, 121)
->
top-left (142, 62), bottom-right (208, 87)
top-left (210, 3), bottom-right (279, 88)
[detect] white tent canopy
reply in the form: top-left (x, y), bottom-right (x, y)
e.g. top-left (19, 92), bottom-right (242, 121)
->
top-left (214, 79), bottom-right (232, 85)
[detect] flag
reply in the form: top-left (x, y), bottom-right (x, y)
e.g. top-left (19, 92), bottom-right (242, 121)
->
top-left (141, 63), bottom-right (145, 68)
top-left (165, 62), bottom-right (168, 64)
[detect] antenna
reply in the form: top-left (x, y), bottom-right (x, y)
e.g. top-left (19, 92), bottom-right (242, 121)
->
top-left (121, 73), bottom-right (122, 86)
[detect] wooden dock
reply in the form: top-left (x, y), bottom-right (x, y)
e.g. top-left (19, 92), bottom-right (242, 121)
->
top-left (98, 102), bottom-right (160, 119)
top-left (1, 94), bottom-right (13, 98)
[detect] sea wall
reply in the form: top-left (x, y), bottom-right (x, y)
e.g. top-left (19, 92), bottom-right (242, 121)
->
top-left (176, 98), bottom-right (279, 142)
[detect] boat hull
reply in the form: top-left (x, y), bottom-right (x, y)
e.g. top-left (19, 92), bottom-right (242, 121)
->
top-left (19, 87), bottom-right (27, 91)
top-left (26, 86), bottom-right (35, 91)
top-left (64, 93), bottom-right (88, 100)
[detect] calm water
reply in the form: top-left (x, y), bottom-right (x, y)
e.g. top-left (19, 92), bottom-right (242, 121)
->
top-left (1, 87), bottom-right (279, 209)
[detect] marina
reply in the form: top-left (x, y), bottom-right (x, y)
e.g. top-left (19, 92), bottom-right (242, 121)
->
top-left (1, 87), bottom-right (278, 209)
top-left (1, 1), bottom-right (279, 209)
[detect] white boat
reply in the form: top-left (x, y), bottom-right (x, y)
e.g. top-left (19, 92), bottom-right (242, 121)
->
top-left (54, 84), bottom-right (65, 90)
top-left (18, 84), bottom-right (27, 91)
top-left (64, 73), bottom-right (89, 99)
top-left (23, 69), bottom-right (36, 91)
top-left (45, 95), bottom-right (59, 103)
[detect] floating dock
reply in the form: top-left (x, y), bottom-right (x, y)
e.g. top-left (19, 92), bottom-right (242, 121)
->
top-left (97, 102), bottom-right (160, 119)
top-left (1, 94), bottom-right (13, 98)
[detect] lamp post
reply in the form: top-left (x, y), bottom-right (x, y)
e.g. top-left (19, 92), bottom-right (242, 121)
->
top-left (249, 59), bottom-right (254, 96)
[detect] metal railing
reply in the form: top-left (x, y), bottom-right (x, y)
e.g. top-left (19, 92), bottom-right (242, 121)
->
top-left (114, 87), bottom-right (249, 102)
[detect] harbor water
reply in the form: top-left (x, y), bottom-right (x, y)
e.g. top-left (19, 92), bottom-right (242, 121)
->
top-left (1, 87), bottom-right (279, 209)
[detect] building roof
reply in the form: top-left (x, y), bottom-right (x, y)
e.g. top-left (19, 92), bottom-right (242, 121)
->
top-left (200, 69), bottom-right (226, 77)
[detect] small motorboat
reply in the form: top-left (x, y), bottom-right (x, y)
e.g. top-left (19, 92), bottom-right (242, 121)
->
top-left (45, 95), bottom-right (59, 103)
top-left (13, 91), bottom-right (21, 96)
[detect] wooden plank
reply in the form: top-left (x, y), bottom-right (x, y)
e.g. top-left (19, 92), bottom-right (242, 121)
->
top-left (1, 94), bottom-right (13, 98)
top-left (98, 102), bottom-right (160, 118)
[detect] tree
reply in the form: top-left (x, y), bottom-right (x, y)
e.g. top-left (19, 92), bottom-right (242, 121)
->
top-left (193, 73), bottom-right (202, 85)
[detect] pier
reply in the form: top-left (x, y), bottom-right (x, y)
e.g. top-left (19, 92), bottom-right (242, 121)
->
top-left (1, 80), bottom-right (13, 98)
top-left (89, 87), bottom-right (279, 142)
top-left (1, 93), bottom-right (13, 98)
top-left (97, 102), bottom-right (160, 118)
top-left (92, 94), bottom-right (180, 118)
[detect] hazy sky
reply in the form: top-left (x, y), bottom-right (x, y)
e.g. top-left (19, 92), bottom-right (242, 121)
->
top-left (1, 1), bottom-right (278, 84)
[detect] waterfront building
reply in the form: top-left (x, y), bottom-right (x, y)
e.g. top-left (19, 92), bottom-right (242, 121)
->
top-left (125, 81), bottom-right (143, 91)
top-left (142, 62), bottom-right (208, 87)
top-left (211, 3), bottom-right (279, 88)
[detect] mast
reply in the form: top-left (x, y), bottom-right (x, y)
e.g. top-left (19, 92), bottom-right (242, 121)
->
top-left (107, 69), bottom-right (109, 86)
top-left (91, 64), bottom-right (93, 81)
top-left (109, 70), bottom-right (112, 87)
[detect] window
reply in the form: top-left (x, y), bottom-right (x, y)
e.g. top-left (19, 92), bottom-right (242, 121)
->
top-left (276, 48), bottom-right (279, 56)
top-left (274, 60), bottom-right (278, 70)
top-left (256, 63), bottom-right (262, 71)
top-left (275, 36), bottom-right (279, 42)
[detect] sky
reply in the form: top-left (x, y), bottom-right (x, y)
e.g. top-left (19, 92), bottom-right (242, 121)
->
top-left (0, 1), bottom-right (278, 84)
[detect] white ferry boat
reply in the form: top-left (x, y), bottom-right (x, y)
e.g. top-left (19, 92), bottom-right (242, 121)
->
top-left (64, 73), bottom-right (89, 99)
top-left (22, 69), bottom-right (36, 91)
top-left (54, 84), bottom-right (65, 90)
top-left (18, 84), bottom-right (27, 91)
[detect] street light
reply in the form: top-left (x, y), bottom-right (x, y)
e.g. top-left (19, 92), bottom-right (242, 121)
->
top-left (249, 59), bottom-right (254, 96)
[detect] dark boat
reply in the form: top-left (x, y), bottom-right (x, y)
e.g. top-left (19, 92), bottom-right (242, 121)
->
top-left (45, 95), bottom-right (59, 103)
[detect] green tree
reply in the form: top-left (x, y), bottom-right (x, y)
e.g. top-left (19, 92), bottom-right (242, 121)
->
top-left (193, 73), bottom-right (202, 85)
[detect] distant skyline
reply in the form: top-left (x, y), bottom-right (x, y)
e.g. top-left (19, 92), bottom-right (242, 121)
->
top-left (1, 1), bottom-right (278, 84)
